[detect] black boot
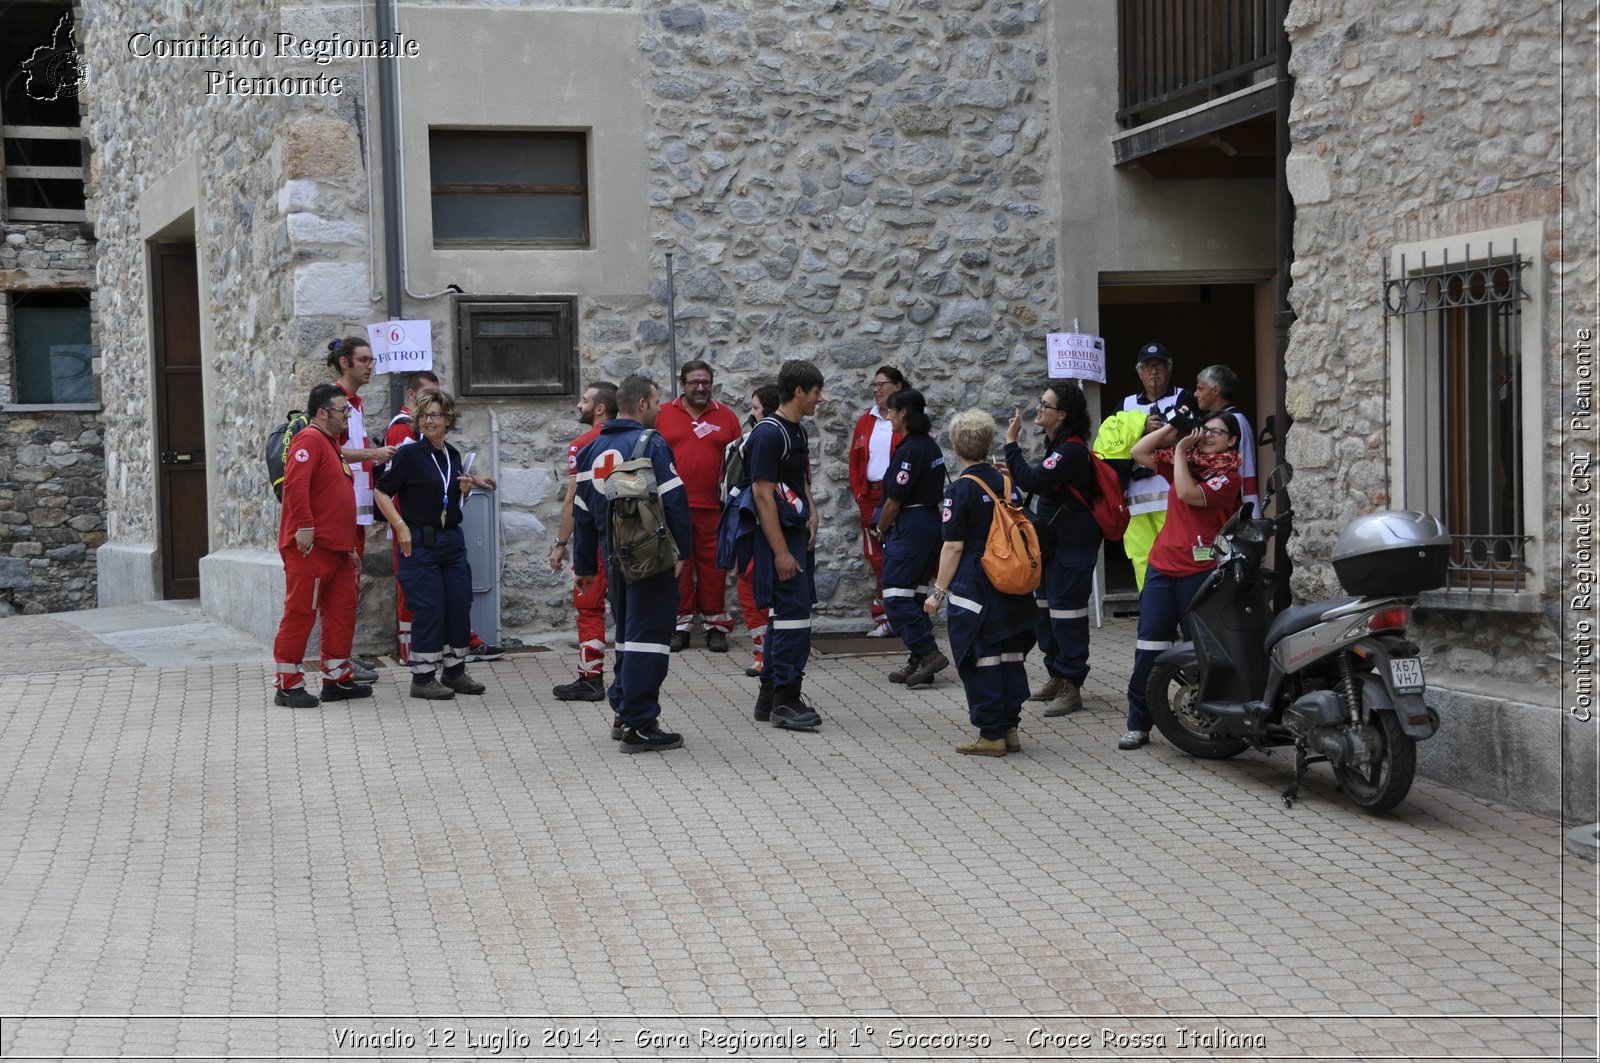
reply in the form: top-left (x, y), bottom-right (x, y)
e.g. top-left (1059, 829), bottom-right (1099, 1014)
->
top-left (770, 680), bottom-right (821, 731)
top-left (753, 680), bottom-right (775, 722)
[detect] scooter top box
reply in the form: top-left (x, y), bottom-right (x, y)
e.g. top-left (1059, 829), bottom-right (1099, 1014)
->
top-left (1331, 510), bottom-right (1451, 597)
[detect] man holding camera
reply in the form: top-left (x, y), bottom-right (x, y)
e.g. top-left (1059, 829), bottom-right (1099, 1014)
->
top-left (1119, 344), bottom-right (1195, 590)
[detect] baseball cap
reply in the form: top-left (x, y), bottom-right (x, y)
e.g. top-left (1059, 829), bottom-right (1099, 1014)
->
top-left (1136, 342), bottom-right (1171, 365)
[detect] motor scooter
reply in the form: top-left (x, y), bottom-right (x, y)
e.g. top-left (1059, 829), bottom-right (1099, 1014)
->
top-left (1147, 464), bottom-right (1449, 813)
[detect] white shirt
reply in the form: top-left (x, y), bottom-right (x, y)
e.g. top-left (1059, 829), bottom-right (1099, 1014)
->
top-left (866, 406), bottom-right (894, 482)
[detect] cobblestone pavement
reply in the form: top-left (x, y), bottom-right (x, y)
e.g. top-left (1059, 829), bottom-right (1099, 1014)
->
top-left (0, 607), bottom-right (1595, 1061)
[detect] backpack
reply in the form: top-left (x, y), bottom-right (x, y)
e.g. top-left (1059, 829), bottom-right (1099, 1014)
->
top-left (959, 469), bottom-right (1043, 596)
top-left (266, 410), bottom-right (311, 501)
top-left (721, 417), bottom-right (791, 504)
top-left (604, 429), bottom-right (679, 584)
top-left (1065, 436), bottom-right (1132, 542)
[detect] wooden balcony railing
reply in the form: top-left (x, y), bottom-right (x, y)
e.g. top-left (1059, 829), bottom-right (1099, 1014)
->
top-left (3, 123), bottom-right (86, 223)
top-left (1117, 0), bottom-right (1280, 128)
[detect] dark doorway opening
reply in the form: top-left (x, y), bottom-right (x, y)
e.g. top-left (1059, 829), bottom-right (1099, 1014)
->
top-left (151, 243), bottom-right (207, 599)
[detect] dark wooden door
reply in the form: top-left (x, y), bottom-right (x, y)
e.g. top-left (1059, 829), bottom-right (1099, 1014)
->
top-left (152, 244), bottom-right (206, 599)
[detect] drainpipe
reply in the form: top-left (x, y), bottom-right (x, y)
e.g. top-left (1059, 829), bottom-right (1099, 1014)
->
top-left (377, 0), bottom-right (406, 415)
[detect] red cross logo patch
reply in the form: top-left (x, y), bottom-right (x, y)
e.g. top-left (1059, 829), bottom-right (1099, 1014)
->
top-left (293, 448), bottom-right (310, 463)
top-left (591, 449), bottom-right (624, 481)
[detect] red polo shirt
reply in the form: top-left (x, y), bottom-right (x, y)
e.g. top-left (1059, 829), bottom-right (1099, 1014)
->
top-left (655, 396), bottom-right (743, 510)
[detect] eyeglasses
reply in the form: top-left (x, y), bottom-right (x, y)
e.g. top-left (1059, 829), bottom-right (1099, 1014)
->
top-left (684, 380), bottom-right (713, 390)
top-left (1199, 426), bottom-right (1231, 438)
top-left (419, 412), bottom-right (450, 422)
top-left (326, 404), bottom-right (351, 415)
top-left (870, 380), bottom-right (894, 390)
top-left (1036, 402), bottom-right (1062, 412)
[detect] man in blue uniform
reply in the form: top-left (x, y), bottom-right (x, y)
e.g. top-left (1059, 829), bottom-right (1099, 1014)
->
top-left (572, 374), bottom-right (693, 753)
top-left (747, 359), bottom-right (824, 731)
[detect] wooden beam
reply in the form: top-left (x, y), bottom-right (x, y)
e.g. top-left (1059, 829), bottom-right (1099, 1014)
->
top-left (5, 166), bottom-right (83, 180)
top-left (0, 268), bottom-right (94, 289)
top-left (2, 125), bottom-right (83, 140)
top-left (5, 207), bottom-right (87, 222)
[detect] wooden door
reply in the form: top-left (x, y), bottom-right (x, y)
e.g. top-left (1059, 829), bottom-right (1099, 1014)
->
top-left (151, 244), bottom-right (206, 599)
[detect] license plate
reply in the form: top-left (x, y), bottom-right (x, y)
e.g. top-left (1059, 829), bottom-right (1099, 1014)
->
top-left (1390, 657), bottom-right (1426, 693)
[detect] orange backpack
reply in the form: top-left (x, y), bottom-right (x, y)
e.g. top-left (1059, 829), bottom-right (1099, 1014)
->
top-left (959, 469), bottom-right (1043, 596)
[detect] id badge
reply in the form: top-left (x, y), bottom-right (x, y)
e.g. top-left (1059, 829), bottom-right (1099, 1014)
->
top-left (1192, 544), bottom-right (1214, 563)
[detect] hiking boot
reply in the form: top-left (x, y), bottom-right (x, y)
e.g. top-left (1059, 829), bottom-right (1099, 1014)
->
top-left (1005, 728), bottom-right (1021, 753)
top-left (409, 677), bottom-right (456, 701)
top-left (1118, 729), bottom-right (1151, 750)
top-left (619, 723), bottom-right (684, 754)
top-left (553, 675), bottom-right (606, 701)
top-left (905, 649), bottom-right (950, 688)
top-left (956, 735), bottom-right (1008, 757)
top-left (887, 652), bottom-right (921, 684)
top-left (753, 682), bottom-right (775, 723)
top-left (348, 660), bottom-right (378, 683)
top-left (1042, 683), bottom-right (1084, 717)
top-left (441, 672), bottom-right (486, 695)
top-left (320, 681), bottom-right (372, 702)
top-left (705, 629), bottom-right (729, 653)
top-left (770, 683), bottom-right (821, 731)
top-left (670, 630), bottom-right (690, 652)
top-left (274, 686), bottom-right (319, 708)
top-left (1027, 675), bottom-right (1063, 703)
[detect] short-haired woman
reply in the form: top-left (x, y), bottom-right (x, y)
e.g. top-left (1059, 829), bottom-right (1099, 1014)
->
top-left (876, 388), bottom-right (950, 686)
top-left (374, 390), bottom-right (486, 701)
top-left (1004, 382), bottom-right (1103, 718)
top-left (1119, 412), bottom-right (1243, 750)
top-left (923, 409), bottom-right (1037, 756)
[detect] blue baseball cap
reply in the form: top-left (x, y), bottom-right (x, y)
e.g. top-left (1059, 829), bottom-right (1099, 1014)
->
top-left (1136, 342), bottom-right (1171, 365)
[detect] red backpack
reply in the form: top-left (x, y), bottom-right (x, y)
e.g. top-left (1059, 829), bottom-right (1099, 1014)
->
top-left (1066, 437), bottom-right (1131, 542)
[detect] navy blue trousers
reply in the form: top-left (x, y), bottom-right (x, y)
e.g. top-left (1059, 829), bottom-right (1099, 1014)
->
top-left (1033, 544), bottom-right (1097, 687)
top-left (1125, 567), bottom-right (1210, 731)
top-left (763, 530), bottom-right (814, 689)
top-left (606, 564), bottom-right (678, 726)
top-left (958, 628), bottom-right (1033, 739)
top-left (398, 527), bottom-right (471, 679)
top-left (880, 507), bottom-right (940, 657)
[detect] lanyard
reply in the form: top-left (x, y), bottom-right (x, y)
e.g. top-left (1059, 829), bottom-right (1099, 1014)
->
top-left (429, 445), bottom-right (453, 526)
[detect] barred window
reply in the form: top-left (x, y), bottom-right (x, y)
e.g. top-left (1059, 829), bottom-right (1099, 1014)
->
top-left (1384, 242), bottom-right (1531, 591)
top-left (429, 130), bottom-right (588, 247)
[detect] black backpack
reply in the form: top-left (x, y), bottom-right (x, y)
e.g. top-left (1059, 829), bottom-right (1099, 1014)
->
top-left (721, 417), bottom-right (791, 503)
top-left (266, 410), bottom-right (310, 501)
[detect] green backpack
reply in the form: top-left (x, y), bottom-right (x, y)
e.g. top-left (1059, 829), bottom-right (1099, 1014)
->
top-left (604, 430), bottom-right (679, 583)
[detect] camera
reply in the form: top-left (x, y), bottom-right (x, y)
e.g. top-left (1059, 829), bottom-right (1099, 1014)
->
top-left (1157, 403), bottom-right (1206, 435)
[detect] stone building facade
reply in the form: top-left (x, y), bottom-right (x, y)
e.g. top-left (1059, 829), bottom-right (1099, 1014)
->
top-left (0, 1), bottom-right (102, 617)
top-left (86, 0), bottom-right (1275, 647)
top-left (1282, 0), bottom-right (1595, 815)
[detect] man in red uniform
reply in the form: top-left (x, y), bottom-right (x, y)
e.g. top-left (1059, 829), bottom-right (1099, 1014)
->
top-left (382, 370), bottom-right (502, 664)
top-left (272, 384), bottom-right (370, 707)
top-left (327, 337), bottom-right (394, 680)
top-left (548, 380), bottom-right (618, 700)
top-left (655, 359), bottom-right (744, 653)
top-left (847, 365), bottom-right (906, 636)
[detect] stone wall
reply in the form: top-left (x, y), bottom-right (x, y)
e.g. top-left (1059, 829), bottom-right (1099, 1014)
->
top-left (1281, 0), bottom-right (1591, 687)
top-left (0, 219), bottom-right (101, 616)
top-left (88, 0), bottom-right (1067, 643)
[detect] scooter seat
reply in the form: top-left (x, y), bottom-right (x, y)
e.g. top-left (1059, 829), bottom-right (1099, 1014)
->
top-left (1265, 597), bottom-right (1363, 648)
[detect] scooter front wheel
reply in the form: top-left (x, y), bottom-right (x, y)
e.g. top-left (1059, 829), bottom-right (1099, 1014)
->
top-left (1332, 706), bottom-right (1417, 814)
top-left (1148, 655), bottom-right (1249, 759)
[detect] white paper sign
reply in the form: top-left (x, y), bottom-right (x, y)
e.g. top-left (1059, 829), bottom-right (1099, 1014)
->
top-left (366, 319), bottom-right (434, 374)
top-left (1047, 332), bottom-right (1106, 383)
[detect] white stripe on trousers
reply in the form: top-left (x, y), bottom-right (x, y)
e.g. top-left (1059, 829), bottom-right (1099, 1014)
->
top-left (620, 641), bottom-right (671, 655)
top-left (948, 593), bottom-right (982, 614)
top-left (973, 652), bottom-right (1028, 667)
top-left (1136, 639), bottom-right (1174, 651)
top-left (771, 618), bottom-right (811, 630)
top-left (1049, 607), bottom-right (1089, 619)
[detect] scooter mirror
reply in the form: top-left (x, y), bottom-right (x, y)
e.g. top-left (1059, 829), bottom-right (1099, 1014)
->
top-left (1266, 463), bottom-right (1294, 494)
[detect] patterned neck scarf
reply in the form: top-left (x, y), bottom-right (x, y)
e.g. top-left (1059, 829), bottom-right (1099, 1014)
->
top-left (1154, 447), bottom-right (1243, 476)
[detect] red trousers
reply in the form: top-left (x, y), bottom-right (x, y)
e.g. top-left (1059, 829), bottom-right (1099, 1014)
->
top-left (676, 507), bottom-right (732, 632)
top-left (574, 547), bottom-right (608, 677)
top-left (392, 542), bottom-right (413, 663)
top-left (273, 545), bottom-right (357, 688)
top-left (857, 487), bottom-right (887, 622)
top-left (737, 561), bottom-right (766, 666)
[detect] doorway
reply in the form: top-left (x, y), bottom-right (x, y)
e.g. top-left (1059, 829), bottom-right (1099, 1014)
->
top-left (1096, 280), bottom-right (1264, 599)
top-left (150, 243), bottom-right (207, 599)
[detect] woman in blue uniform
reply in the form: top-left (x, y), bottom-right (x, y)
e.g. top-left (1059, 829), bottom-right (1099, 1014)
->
top-left (875, 388), bottom-right (949, 687)
top-left (373, 390), bottom-right (486, 701)
top-left (924, 409), bottom-right (1038, 757)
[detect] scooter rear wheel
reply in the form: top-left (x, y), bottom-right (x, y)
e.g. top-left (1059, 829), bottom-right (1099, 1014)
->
top-left (1148, 656), bottom-right (1249, 759)
top-left (1332, 705), bottom-right (1416, 814)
